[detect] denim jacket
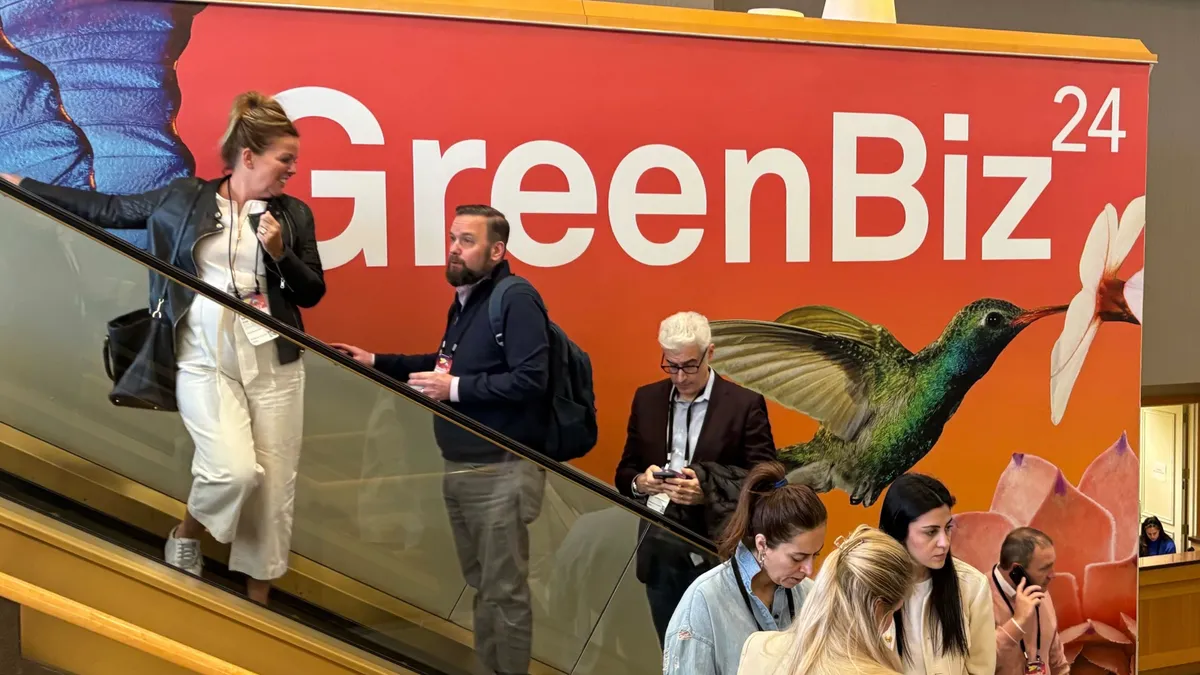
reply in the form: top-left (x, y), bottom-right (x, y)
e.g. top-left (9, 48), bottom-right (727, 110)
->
top-left (662, 543), bottom-right (813, 675)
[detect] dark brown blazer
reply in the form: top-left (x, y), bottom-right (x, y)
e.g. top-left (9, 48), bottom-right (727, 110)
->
top-left (616, 374), bottom-right (777, 584)
top-left (616, 374), bottom-right (776, 499)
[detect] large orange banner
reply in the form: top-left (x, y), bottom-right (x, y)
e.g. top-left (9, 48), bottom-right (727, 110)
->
top-left (0, 3), bottom-right (1148, 671)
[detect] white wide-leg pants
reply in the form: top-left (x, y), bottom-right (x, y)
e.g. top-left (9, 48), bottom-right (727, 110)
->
top-left (175, 306), bottom-right (305, 581)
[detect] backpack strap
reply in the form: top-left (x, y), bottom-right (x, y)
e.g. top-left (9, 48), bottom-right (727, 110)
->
top-left (488, 276), bottom-right (534, 348)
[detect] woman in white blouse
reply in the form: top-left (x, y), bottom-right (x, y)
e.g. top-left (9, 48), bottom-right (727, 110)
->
top-left (3, 92), bottom-right (326, 605)
top-left (879, 474), bottom-right (997, 675)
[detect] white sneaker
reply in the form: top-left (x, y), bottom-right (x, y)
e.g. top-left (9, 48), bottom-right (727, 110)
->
top-left (165, 526), bottom-right (203, 577)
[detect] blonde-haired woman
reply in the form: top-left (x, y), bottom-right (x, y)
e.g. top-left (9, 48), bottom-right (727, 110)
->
top-left (1, 91), bottom-right (325, 604)
top-left (738, 525), bottom-right (916, 675)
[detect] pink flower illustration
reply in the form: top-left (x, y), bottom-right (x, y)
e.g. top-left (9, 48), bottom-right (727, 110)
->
top-left (1051, 197), bottom-right (1144, 425)
top-left (954, 433), bottom-right (1139, 674)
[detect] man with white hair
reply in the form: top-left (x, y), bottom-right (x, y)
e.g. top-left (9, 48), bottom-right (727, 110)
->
top-left (616, 311), bottom-right (777, 644)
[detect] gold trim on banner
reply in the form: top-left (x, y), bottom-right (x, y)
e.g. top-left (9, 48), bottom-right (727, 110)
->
top-left (180, 0), bottom-right (1155, 63)
top-left (0, 423), bottom-right (566, 675)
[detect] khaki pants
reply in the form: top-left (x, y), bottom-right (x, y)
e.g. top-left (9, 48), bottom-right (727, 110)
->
top-left (443, 459), bottom-right (545, 674)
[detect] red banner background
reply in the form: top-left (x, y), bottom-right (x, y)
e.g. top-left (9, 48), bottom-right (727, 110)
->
top-left (175, 5), bottom-right (1149, 540)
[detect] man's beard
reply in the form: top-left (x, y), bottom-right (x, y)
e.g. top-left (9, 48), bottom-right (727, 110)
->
top-left (445, 258), bottom-right (487, 287)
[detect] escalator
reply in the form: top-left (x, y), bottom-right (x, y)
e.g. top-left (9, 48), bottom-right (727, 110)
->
top-left (0, 181), bottom-right (717, 675)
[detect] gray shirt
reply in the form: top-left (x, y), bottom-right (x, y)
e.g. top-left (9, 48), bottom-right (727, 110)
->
top-left (662, 542), bottom-right (813, 675)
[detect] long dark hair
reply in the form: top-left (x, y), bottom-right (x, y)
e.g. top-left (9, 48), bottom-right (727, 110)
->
top-left (879, 474), bottom-right (968, 661)
top-left (717, 462), bottom-right (827, 560)
top-left (1140, 515), bottom-right (1174, 555)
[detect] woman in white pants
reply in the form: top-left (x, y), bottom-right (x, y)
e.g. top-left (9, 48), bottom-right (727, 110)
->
top-left (3, 92), bottom-right (326, 604)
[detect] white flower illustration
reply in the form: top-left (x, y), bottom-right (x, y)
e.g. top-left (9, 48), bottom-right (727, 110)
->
top-left (1051, 196), bottom-right (1145, 425)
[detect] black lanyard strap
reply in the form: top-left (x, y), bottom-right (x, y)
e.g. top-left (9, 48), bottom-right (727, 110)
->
top-left (439, 290), bottom-right (488, 356)
top-left (665, 388), bottom-right (698, 466)
top-left (222, 178), bottom-right (264, 299)
top-left (993, 569), bottom-right (1041, 661)
top-left (730, 554), bottom-right (795, 632)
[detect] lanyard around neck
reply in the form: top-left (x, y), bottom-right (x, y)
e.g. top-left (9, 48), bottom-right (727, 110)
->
top-left (222, 179), bottom-right (263, 299)
top-left (731, 554), bottom-right (795, 632)
top-left (993, 569), bottom-right (1041, 660)
top-left (439, 287), bottom-right (487, 356)
top-left (666, 387), bottom-right (700, 465)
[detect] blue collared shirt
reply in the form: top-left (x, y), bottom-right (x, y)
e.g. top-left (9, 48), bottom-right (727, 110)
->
top-left (663, 542), bottom-right (813, 675)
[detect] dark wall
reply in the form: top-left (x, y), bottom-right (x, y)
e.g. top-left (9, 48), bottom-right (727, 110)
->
top-left (713, 0), bottom-right (1199, 391)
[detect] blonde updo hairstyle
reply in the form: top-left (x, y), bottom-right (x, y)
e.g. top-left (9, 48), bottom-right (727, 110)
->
top-left (774, 525), bottom-right (915, 675)
top-left (219, 91), bottom-right (299, 171)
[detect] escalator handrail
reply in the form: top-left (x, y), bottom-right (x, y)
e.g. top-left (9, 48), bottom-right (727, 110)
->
top-left (0, 180), bottom-right (718, 555)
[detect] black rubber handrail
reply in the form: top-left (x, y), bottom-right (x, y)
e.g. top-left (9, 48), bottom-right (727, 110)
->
top-left (0, 179), bottom-right (718, 554)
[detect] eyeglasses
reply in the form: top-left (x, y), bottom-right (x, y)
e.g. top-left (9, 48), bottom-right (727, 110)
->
top-left (661, 357), bottom-right (704, 375)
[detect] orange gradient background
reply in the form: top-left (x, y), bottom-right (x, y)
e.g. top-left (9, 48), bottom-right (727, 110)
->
top-left (176, 6), bottom-right (1149, 545)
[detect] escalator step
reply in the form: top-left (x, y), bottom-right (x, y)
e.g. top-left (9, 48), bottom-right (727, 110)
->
top-left (0, 468), bottom-right (471, 675)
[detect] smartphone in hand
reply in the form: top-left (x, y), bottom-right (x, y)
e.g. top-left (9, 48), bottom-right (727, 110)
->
top-left (653, 470), bottom-right (680, 480)
top-left (1009, 564), bottom-right (1034, 589)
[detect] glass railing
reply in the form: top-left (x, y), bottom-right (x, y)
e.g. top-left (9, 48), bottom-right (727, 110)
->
top-left (0, 182), bottom-right (716, 675)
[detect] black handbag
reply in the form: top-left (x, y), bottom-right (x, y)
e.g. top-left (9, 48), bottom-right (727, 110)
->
top-left (101, 208), bottom-right (192, 412)
top-left (102, 298), bottom-right (178, 411)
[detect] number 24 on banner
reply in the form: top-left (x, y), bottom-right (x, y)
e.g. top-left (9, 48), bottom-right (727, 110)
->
top-left (1052, 86), bottom-right (1126, 153)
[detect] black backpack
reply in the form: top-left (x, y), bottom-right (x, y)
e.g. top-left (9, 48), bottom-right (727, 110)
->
top-left (488, 276), bottom-right (598, 461)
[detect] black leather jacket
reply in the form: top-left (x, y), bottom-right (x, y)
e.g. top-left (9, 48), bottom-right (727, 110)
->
top-left (23, 176), bottom-right (326, 365)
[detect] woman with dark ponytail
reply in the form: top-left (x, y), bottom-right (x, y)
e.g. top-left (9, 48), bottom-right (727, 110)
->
top-left (879, 474), bottom-right (996, 674)
top-left (662, 461), bottom-right (827, 675)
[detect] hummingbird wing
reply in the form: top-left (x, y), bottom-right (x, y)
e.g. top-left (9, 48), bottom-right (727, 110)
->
top-left (774, 306), bottom-right (912, 357)
top-left (710, 310), bottom-right (912, 441)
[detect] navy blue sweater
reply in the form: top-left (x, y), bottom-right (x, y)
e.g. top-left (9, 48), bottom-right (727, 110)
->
top-left (375, 261), bottom-right (550, 463)
top-left (1145, 537), bottom-right (1177, 556)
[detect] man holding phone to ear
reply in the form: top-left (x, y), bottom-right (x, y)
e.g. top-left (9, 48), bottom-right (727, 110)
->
top-left (615, 311), bottom-right (776, 645)
top-left (992, 527), bottom-right (1070, 675)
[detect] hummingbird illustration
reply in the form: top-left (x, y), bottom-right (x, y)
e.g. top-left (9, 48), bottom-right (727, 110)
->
top-left (709, 299), bottom-right (1066, 506)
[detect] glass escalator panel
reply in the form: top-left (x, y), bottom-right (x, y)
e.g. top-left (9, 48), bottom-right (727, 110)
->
top-left (0, 185), bottom-right (716, 675)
